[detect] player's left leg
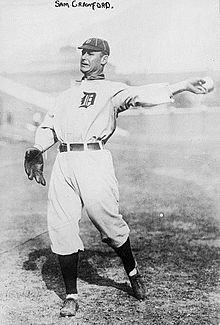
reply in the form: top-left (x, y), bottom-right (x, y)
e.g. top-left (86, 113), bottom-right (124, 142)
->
top-left (78, 149), bottom-right (130, 247)
top-left (113, 238), bottom-right (146, 300)
top-left (77, 149), bottom-right (146, 300)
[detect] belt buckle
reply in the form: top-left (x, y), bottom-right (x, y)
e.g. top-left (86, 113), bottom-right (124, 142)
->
top-left (98, 141), bottom-right (103, 150)
top-left (66, 143), bottom-right (71, 151)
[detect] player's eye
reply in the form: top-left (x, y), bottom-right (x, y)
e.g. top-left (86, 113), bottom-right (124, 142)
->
top-left (82, 50), bottom-right (94, 56)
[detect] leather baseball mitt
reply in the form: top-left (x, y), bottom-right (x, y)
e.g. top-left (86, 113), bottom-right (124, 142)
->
top-left (24, 147), bottom-right (46, 186)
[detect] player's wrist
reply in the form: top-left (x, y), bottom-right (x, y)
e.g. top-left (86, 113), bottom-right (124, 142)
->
top-left (33, 144), bottom-right (44, 152)
top-left (169, 80), bottom-right (187, 96)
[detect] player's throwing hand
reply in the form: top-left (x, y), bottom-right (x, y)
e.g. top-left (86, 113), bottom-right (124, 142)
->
top-left (185, 77), bottom-right (214, 94)
top-left (169, 77), bottom-right (214, 96)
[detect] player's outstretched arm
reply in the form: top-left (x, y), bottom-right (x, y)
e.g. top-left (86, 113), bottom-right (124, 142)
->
top-left (169, 77), bottom-right (214, 96)
top-left (113, 77), bottom-right (214, 114)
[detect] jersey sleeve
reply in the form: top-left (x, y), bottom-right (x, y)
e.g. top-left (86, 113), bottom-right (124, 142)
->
top-left (34, 108), bottom-right (58, 152)
top-left (112, 83), bottom-right (174, 114)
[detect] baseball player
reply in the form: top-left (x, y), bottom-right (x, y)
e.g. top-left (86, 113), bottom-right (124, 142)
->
top-left (24, 38), bottom-right (211, 317)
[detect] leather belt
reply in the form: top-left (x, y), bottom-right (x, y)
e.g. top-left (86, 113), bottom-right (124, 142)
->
top-left (59, 142), bottom-right (103, 152)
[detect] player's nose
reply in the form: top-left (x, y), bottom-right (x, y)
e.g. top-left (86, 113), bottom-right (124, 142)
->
top-left (81, 52), bottom-right (88, 59)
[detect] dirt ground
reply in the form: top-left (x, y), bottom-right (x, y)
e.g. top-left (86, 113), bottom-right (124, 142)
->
top-left (0, 134), bottom-right (220, 324)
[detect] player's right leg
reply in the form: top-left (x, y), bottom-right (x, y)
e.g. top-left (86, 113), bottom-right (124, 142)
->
top-left (58, 253), bottom-right (79, 317)
top-left (47, 153), bottom-right (83, 316)
top-left (47, 153), bottom-right (84, 255)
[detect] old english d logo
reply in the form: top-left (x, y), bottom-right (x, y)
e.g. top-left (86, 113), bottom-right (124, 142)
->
top-left (79, 92), bottom-right (96, 108)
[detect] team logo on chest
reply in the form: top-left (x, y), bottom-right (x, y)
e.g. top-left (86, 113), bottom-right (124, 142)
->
top-left (79, 92), bottom-right (96, 109)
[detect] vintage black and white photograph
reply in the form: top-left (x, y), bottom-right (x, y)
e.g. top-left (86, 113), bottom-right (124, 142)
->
top-left (0, 0), bottom-right (220, 324)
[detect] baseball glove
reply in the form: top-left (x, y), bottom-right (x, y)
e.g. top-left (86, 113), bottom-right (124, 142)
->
top-left (24, 147), bottom-right (46, 186)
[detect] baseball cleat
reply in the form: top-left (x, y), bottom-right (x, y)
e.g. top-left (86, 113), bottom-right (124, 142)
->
top-left (60, 298), bottom-right (79, 317)
top-left (129, 271), bottom-right (146, 300)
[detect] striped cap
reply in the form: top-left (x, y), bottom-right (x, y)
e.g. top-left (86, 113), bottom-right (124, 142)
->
top-left (78, 38), bottom-right (110, 55)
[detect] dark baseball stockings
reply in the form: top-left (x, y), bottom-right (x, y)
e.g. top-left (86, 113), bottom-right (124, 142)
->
top-left (58, 252), bottom-right (79, 294)
top-left (113, 237), bottom-right (136, 275)
top-left (58, 238), bottom-right (135, 296)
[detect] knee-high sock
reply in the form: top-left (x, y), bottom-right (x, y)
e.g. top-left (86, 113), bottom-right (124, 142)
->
top-left (113, 237), bottom-right (136, 275)
top-left (58, 252), bottom-right (79, 295)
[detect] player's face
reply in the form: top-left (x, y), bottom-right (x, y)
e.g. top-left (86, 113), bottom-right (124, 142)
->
top-left (80, 50), bottom-right (108, 76)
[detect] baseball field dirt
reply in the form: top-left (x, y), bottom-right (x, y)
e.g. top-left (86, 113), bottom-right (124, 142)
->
top-left (0, 133), bottom-right (220, 324)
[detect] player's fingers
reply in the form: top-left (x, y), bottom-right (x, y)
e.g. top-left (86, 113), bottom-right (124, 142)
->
top-left (190, 85), bottom-right (206, 94)
top-left (28, 168), bottom-right (34, 180)
top-left (197, 79), bottom-right (206, 85)
top-left (34, 171), bottom-right (41, 184)
top-left (24, 159), bottom-right (32, 176)
top-left (24, 162), bottom-right (30, 176)
top-left (196, 85), bottom-right (207, 94)
top-left (40, 175), bottom-right (46, 186)
top-left (34, 171), bottom-right (46, 186)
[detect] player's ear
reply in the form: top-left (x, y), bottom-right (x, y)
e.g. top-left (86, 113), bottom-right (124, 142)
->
top-left (101, 54), bottom-right (108, 66)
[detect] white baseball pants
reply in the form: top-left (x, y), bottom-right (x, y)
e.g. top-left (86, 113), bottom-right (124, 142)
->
top-left (47, 149), bottom-right (130, 255)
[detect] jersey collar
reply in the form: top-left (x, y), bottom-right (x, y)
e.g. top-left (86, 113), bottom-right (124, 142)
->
top-left (76, 73), bottom-right (105, 82)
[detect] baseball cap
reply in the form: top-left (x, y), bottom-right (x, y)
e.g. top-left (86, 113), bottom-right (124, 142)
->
top-left (78, 38), bottom-right (110, 55)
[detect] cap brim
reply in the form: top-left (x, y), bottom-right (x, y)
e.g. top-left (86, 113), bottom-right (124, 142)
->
top-left (78, 44), bottom-right (109, 55)
top-left (78, 45), bottom-right (102, 52)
